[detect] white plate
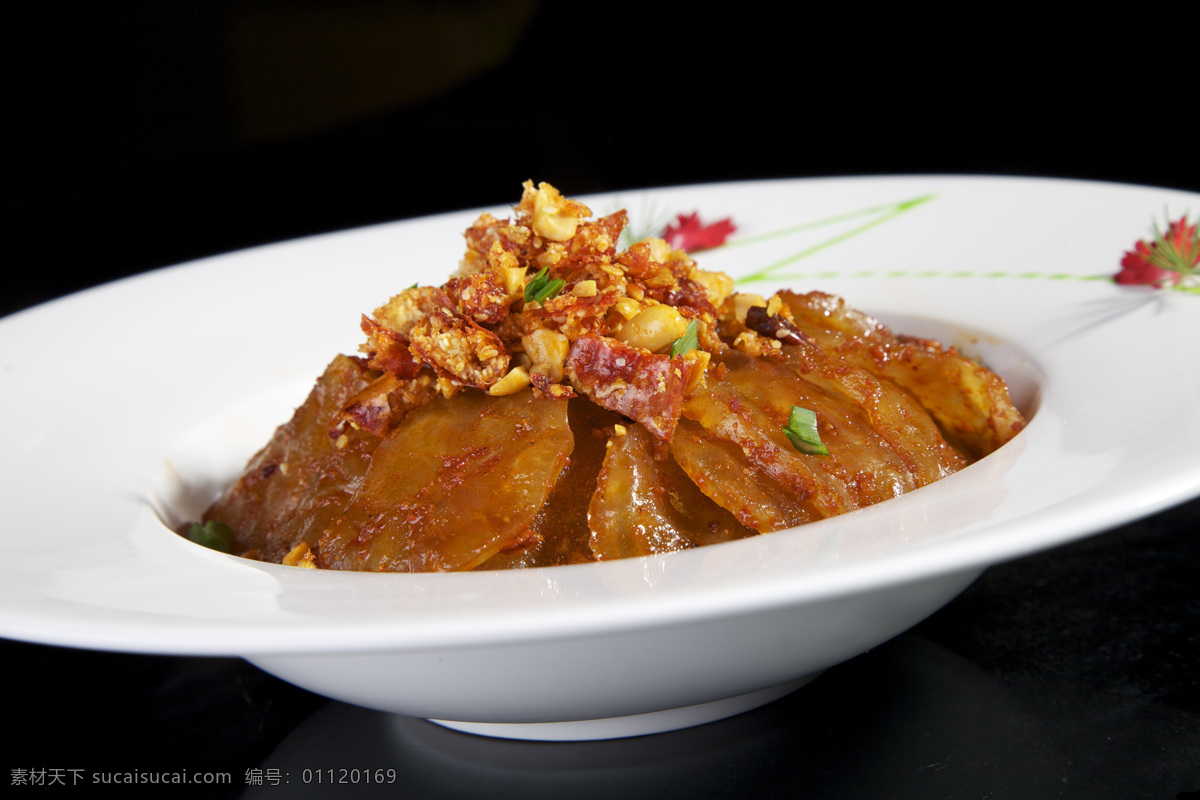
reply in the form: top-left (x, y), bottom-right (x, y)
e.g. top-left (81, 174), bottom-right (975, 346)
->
top-left (2, 176), bottom-right (1198, 740)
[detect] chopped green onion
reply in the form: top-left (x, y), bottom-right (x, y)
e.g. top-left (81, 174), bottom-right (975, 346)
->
top-left (782, 406), bottom-right (829, 456)
top-left (670, 319), bottom-right (699, 357)
top-left (524, 267), bottom-right (566, 304)
top-left (187, 520), bottom-right (236, 553)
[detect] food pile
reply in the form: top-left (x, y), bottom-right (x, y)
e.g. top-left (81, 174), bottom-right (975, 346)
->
top-left (198, 182), bottom-right (1026, 571)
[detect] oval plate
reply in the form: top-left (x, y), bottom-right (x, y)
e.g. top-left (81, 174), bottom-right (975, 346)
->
top-left (1, 176), bottom-right (1197, 736)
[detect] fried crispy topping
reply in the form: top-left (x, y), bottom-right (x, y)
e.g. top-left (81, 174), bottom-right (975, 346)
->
top-left (351, 181), bottom-right (737, 439)
top-left (523, 181), bottom-right (592, 242)
top-left (408, 307), bottom-right (510, 394)
top-left (565, 333), bottom-right (696, 440)
top-left (372, 287), bottom-right (452, 337)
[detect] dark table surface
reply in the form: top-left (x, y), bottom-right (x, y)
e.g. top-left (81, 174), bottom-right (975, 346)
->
top-left (6, 4), bottom-right (1200, 798)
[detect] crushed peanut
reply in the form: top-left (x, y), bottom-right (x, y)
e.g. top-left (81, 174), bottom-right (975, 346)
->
top-left (282, 542), bottom-right (317, 568)
top-left (488, 365), bottom-right (532, 396)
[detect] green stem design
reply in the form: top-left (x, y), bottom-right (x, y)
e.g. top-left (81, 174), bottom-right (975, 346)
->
top-left (734, 194), bottom-right (936, 284)
top-left (622, 191), bottom-right (1197, 294)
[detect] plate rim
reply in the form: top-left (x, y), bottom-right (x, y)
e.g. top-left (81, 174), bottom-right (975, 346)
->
top-left (2, 173), bottom-right (1199, 656)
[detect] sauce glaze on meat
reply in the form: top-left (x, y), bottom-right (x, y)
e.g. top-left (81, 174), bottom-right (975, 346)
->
top-left (201, 182), bottom-right (1026, 571)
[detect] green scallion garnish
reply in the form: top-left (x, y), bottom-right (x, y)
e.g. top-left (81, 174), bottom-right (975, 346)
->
top-left (187, 520), bottom-right (236, 553)
top-left (670, 319), bottom-right (699, 357)
top-left (782, 406), bottom-right (829, 455)
top-left (524, 267), bottom-right (566, 304)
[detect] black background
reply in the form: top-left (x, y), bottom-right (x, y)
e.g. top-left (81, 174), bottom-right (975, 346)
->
top-left (6, 2), bottom-right (1200, 797)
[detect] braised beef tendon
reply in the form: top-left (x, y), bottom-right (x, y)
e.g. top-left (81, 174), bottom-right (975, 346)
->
top-left (479, 399), bottom-right (620, 570)
top-left (316, 391), bottom-right (572, 572)
top-left (670, 419), bottom-right (822, 532)
top-left (588, 423), bottom-right (755, 560)
top-left (196, 181), bottom-right (1028, 572)
top-left (201, 354), bottom-right (381, 564)
top-left (779, 291), bottom-right (1024, 460)
top-left (776, 339), bottom-right (969, 483)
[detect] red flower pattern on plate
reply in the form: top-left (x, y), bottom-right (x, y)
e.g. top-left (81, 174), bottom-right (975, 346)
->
top-left (1116, 215), bottom-right (1200, 288)
top-left (662, 212), bottom-right (737, 252)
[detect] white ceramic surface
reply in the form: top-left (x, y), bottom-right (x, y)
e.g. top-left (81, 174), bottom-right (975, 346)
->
top-left (2, 176), bottom-right (1198, 739)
